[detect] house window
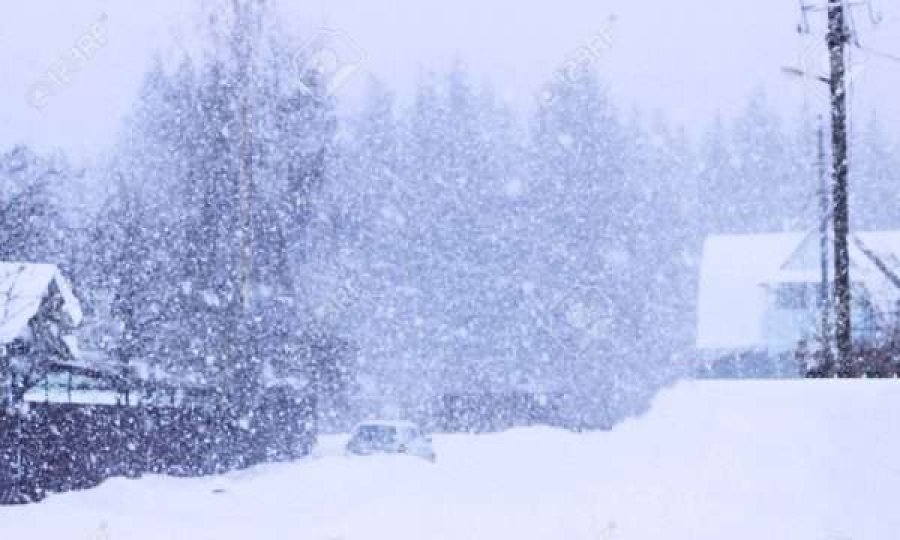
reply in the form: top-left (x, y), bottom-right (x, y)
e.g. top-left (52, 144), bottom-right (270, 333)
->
top-left (6, 339), bottom-right (28, 356)
top-left (774, 283), bottom-right (812, 310)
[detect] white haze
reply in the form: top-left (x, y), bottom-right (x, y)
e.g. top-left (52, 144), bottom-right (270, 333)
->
top-left (2, 0), bottom-right (898, 158)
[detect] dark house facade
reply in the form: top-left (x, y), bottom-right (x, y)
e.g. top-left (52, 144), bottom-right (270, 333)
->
top-left (0, 263), bottom-right (83, 409)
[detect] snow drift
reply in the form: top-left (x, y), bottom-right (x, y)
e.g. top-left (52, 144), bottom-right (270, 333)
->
top-left (1, 379), bottom-right (897, 539)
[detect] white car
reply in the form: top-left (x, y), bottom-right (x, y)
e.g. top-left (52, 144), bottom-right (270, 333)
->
top-left (346, 421), bottom-right (436, 462)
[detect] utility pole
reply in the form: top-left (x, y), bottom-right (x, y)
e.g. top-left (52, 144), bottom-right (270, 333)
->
top-left (816, 118), bottom-right (833, 371)
top-left (827, 0), bottom-right (853, 376)
top-left (791, 0), bottom-right (887, 375)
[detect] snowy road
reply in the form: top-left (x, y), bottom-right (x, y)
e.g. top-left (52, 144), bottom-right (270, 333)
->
top-left (2, 380), bottom-right (899, 539)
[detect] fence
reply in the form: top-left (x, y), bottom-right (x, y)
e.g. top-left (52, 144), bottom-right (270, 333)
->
top-left (429, 392), bottom-right (562, 433)
top-left (0, 394), bottom-right (316, 505)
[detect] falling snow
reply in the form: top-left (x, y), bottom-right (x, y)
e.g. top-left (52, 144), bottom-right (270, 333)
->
top-left (2, 0), bottom-right (900, 536)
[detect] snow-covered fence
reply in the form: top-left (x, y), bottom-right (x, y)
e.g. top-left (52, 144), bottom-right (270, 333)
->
top-left (0, 395), bottom-right (316, 505)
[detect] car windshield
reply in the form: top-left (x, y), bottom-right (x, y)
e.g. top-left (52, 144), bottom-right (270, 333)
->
top-left (352, 426), bottom-right (397, 446)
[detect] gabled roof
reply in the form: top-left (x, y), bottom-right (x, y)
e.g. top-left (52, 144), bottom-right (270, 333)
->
top-left (0, 262), bottom-right (83, 344)
top-left (697, 233), bottom-right (804, 350)
top-left (696, 230), bottom-right (900, 351)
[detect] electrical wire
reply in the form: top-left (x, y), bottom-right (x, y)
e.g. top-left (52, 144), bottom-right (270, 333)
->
top-left (844, 0), bottom-right (856, 183)
top-left (855, 44), bottom-right (900, 64)
top-left (867, 0), bottom-right (884, 25)
top-left (851, 0), bottom-right (900, 65)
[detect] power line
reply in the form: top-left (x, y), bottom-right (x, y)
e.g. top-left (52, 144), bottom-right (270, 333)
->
top-left (846, 0), bottom-right (900, 64)
top-left (856, 44), bottom-right (900, 64)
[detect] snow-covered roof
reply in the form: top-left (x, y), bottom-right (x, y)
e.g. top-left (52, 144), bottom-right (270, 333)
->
top-left (0, 262), bottom-right (83, 344)
top-left (696, 231), bottom-right (900, 351)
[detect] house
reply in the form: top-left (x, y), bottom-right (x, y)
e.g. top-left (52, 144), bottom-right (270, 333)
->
top-left (696, 231), bottom-right (900, 377)
top-left (0, 262), bottom-right (84, 408)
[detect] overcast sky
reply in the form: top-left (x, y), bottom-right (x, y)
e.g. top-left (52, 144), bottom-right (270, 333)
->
top-left (1, 0), bottom-right (898, 159)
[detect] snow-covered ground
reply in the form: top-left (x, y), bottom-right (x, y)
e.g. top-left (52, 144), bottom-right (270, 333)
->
top-left (2, 379), bottom-right (898, 539)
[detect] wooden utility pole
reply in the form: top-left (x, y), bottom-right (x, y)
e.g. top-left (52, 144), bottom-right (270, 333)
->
top-left (827, 0), bottom-right (853, 375)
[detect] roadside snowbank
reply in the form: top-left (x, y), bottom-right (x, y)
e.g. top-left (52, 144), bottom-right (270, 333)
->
top-left (2, 379), bottom-right (898, 539)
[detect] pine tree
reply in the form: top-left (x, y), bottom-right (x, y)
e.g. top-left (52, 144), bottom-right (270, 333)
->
top-left (0, 146), bottom-right (69, 263)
